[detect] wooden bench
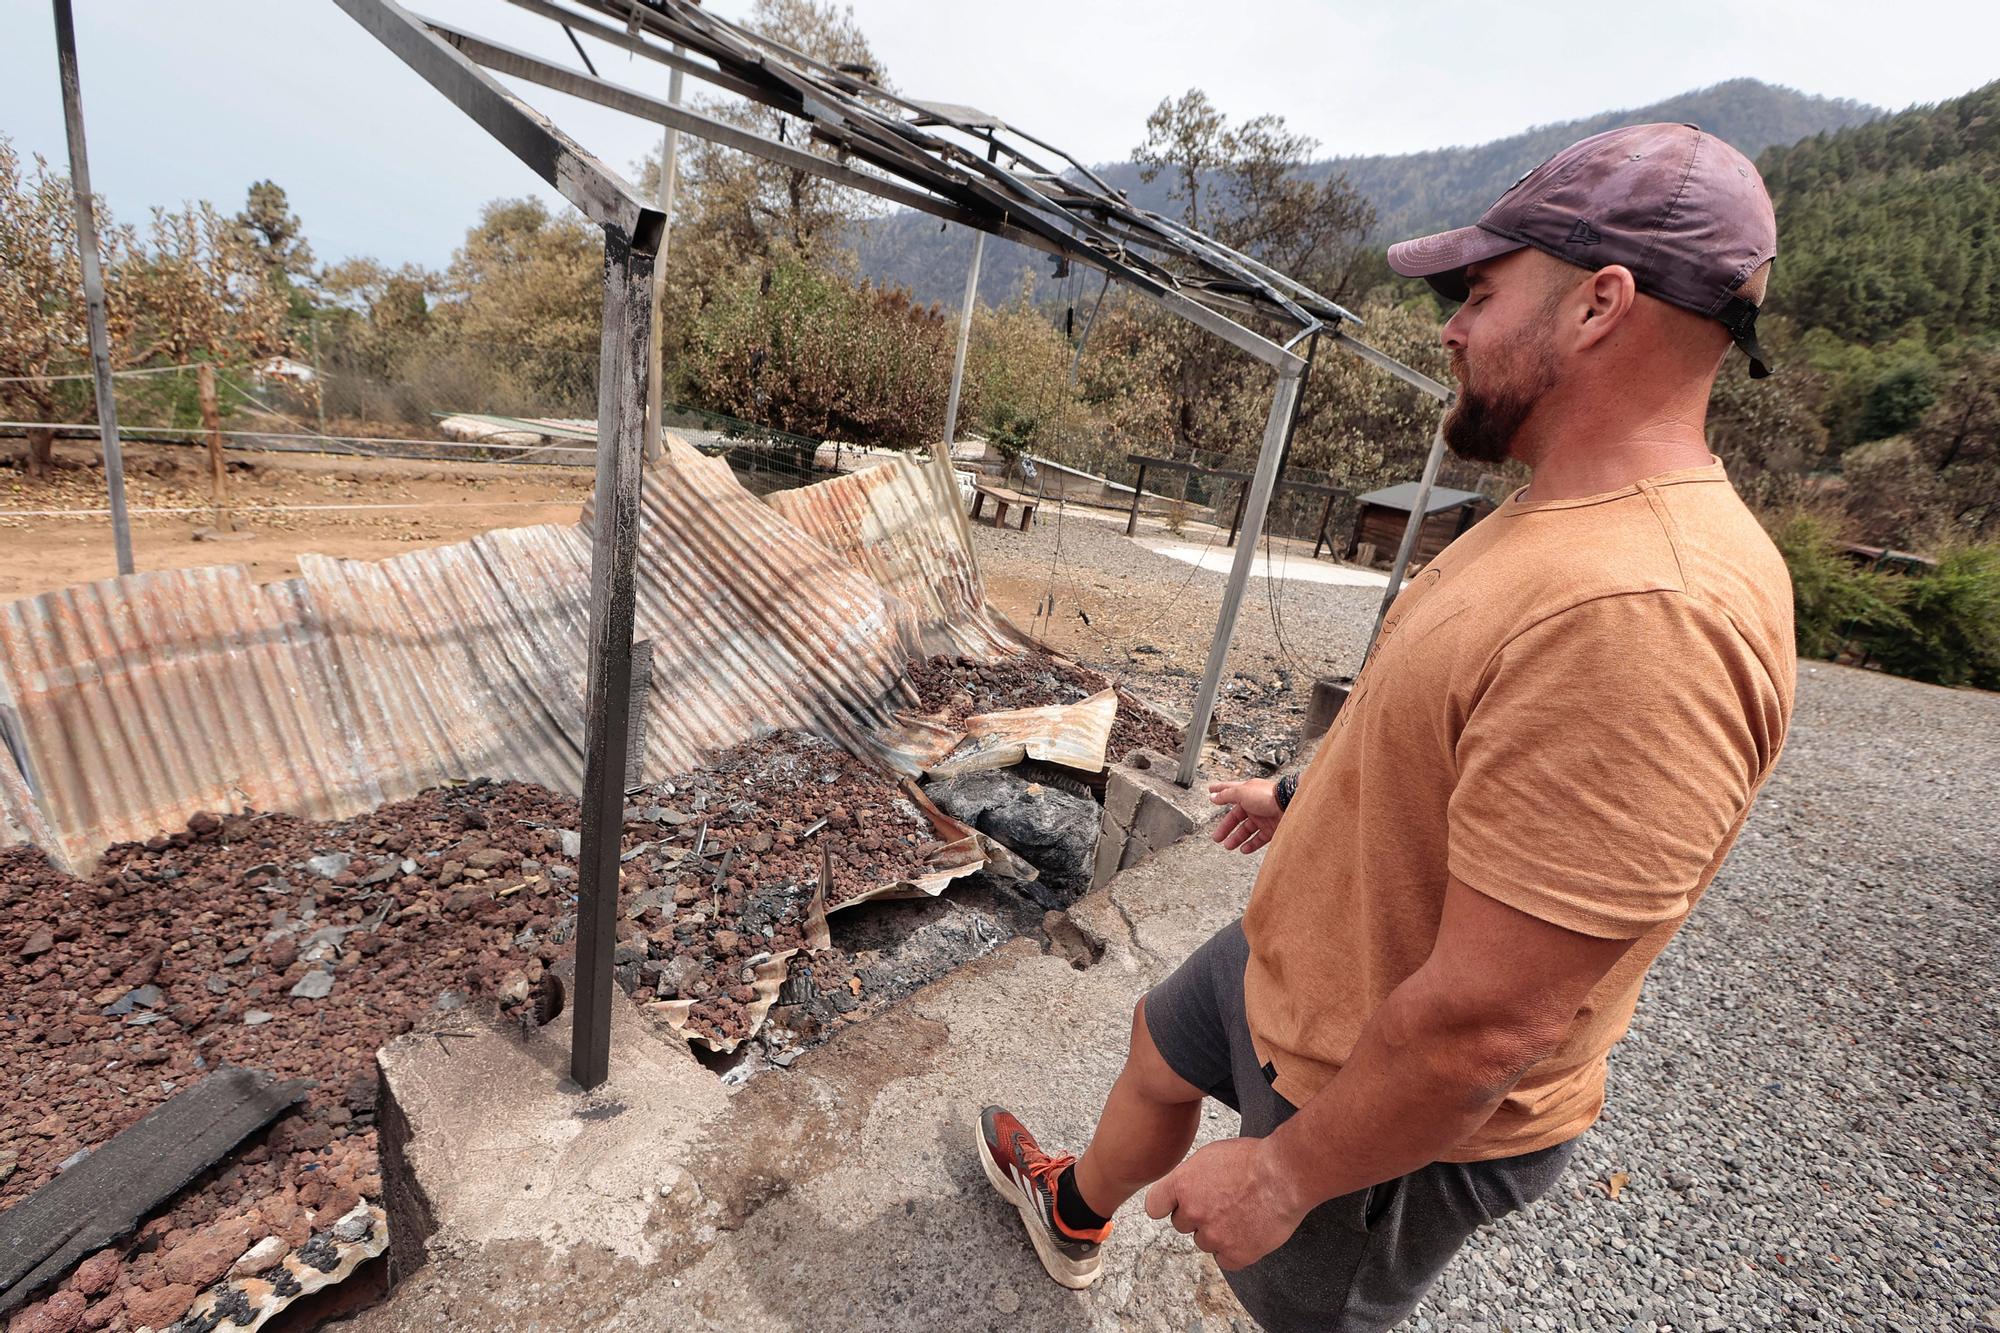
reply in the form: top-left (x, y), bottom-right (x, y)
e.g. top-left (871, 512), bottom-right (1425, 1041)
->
top-left (970, 482), bottom-right (1037, 532)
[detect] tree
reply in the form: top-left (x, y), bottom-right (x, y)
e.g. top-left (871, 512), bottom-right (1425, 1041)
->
top-left (0, 135), bottom-right (289, 478)
top-left (433, 197), bottom-right (602, 412)
top-left (236, 180), bottom-right (315, 284)
top-left (667, 0), bottom-right (890, 271)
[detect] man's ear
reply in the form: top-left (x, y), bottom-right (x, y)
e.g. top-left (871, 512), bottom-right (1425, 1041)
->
top-left (1574, 264), bottom-right (1637, 352)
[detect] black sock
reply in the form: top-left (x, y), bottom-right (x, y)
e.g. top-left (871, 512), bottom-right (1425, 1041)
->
top-left (1054, 1164), bottom-right (1112, 1234)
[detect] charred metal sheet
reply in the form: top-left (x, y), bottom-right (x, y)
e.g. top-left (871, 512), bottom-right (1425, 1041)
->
top-left (926, 689), bottom-right (1118, 778)
top-left (765, 454), bottom-right (1029, 660)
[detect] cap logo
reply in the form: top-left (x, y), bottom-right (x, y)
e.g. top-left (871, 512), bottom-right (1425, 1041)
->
top-left (1565, 219), bottom-right (1603, 247)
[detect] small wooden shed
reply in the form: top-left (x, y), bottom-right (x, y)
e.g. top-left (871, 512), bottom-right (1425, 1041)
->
top-left (1347, 482), bottom-right (1490, 568)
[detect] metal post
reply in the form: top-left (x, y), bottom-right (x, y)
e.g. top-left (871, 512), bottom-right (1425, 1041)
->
top-left (571, 227), bottom-right (656, 1091)
top-left (1176, 364), bottom-right (1306, 787)
top-left (1125, 460), bottom-right (1147, 536)
top-left (642, 51), bottom-right (686, 465)
top-left (52, 0), bottom-right (132, 577)
top-left (1068, 271), bottom-right (1109, 389)
top-left (942, 230), bottom-right (984, 448)
top-left (1366, 413), bottom-right (1451, 654)
top-left (198, 362), bottom-right (230, 531)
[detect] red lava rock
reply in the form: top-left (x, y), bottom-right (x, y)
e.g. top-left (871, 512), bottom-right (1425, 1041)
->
top-left (19, 927), bottom-right (54, 958)
top-left (185, 811), bottom-right (222, 838)
top-left (157, 1231), bottom-right (238, 1289)
top-left (121, 1282), bottom-right (197, 1331)
top-left (76, 1294), bottom-right (121, 1332)
top-left (10, 1289), bottom-right (87, 1333)
top-left (264, 938), bottom-right (297, 972)
top-left (320, 1183), bottom-right (363, 1222)
top-left (68, 1249), bottom-right (121, 1297)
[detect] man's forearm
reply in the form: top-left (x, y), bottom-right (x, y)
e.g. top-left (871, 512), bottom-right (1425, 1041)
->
top-left (1253, 977), bottom-right (1550, 1219)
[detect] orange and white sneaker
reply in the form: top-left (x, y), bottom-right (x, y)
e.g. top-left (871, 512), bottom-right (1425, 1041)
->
top-left (975, 1105), bottom-right (1112, 1289)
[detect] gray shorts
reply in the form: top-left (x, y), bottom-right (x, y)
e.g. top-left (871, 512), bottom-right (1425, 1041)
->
top-left (1143, 919), bottom-right (1577, 1333)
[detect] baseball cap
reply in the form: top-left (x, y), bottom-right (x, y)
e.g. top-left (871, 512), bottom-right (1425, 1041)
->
top-left (1387, 123), bottom-right (1778, 377)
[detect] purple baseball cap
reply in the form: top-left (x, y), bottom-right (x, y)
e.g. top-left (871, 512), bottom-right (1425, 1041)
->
top-left (1387, 122), bottom-right (1778, 377)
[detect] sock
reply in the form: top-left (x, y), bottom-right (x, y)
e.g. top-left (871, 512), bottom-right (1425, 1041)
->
top-left (1054, 1164), bottom-right (1113, 1235)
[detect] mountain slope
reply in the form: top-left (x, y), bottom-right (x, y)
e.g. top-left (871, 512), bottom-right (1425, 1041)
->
top-left (851, 78), bottom-right (1879, 309)
top-left (1757, 79), bottom-right (2000, 342)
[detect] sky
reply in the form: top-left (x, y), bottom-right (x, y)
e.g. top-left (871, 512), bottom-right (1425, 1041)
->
top-left (2, 0), bottom-right (1996, 274)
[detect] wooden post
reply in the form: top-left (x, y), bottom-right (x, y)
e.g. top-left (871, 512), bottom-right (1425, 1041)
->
top-left (1125, 460), bottom-right (1147, 536)
top-left (1227, 483), bottom-right (1248, 547)
top-left (198, 362), bottom-right (230, 531)
top-left (1311, 490), bottom-right (1337, 559)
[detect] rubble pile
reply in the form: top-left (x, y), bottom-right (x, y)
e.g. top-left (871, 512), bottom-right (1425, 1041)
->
top-left (905, 650), bottom-right (1184, 760)
top-left (0, 779), bottom-right (578, 1329)
top-left (614, 732), bottom-right (962, 1049)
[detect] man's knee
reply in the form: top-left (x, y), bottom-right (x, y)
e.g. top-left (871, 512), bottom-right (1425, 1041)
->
top-left (1123, 997), bottom-right (1205, 1105)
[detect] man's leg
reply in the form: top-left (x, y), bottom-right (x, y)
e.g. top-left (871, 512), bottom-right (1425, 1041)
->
top-left (1069, 997), bottom-right (1206, 1217)
top-left (976, 920), bottom-right (1246, 1289)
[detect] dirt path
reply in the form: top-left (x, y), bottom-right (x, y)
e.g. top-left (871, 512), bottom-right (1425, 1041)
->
top-left (0, 442), bottom-right (590, 602)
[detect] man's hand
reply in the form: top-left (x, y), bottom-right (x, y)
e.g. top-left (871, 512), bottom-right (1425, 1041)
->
top-left (1144, 1137), bottom-right (1307, 1270)
top-left (1207, 778), bottom-right (1281, 854)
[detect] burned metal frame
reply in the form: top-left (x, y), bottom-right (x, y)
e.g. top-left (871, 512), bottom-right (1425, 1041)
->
top-left (332, 0), bottom-right (1451, 1084)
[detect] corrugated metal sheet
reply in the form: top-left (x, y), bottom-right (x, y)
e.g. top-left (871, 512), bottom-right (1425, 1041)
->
top-left (587, 438), bottom-right (918, 773)
top-left (0, 436), bottom-right (936, 871)
top-left (0, 566), bottom-right (378, 871)
top-left (0, 432), bottom-right (1092, 872)
top-left (926, 689), bottom-right (1118, 777)
top-left (765, 453), bottom-right (1029, 660)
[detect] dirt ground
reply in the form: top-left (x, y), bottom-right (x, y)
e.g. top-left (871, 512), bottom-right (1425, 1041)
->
top-left (0, 441), bottom-right (590, 602)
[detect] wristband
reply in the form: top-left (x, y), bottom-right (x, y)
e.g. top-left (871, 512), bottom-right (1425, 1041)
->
top-left (1275, 774), bottom-right (1297, 811)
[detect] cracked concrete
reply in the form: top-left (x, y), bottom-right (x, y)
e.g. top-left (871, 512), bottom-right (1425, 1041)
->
top-left (347, 791), bottom-right (1251, 1332)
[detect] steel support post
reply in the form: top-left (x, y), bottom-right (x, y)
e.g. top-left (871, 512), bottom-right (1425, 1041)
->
top-left (1367, 414), bottom-right (1451, 654)
top-left (1176, 364), bottom-right (1307, 787)
top-left (52, 0), bottom-right (132, 577)
top-left (1125, 461), bottom-right (1147, 536)
top-left (641, 52), bottom-right (686, 465)
top-left (571, 228), bottom-right (657, 1091)
top-left (942, 234), bottom-right (984, 448)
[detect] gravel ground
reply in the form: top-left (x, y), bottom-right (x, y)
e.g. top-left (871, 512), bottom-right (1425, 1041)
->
top-left (989, 514), bottom-right (2000, 1330)
top-left (972, 506), bottom-right (1384, 763)
top-left (1416, 664), bottom-right (2000, 1332)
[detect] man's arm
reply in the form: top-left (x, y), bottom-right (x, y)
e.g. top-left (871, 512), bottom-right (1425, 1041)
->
top-left (1145, 874), bottom-right (1635, 1269)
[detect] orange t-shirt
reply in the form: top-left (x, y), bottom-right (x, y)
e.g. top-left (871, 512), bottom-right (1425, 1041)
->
top-left (1241, 460), bottom-right (1795, 1161)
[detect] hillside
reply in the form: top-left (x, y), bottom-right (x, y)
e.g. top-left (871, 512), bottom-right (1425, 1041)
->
top-left (1758, 79), bottom-right (2000, 343)
top-left (851, 78), bottom-right (1879, 309)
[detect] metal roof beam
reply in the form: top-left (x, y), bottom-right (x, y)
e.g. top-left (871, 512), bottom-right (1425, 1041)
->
top-left (334, 0), bottom-right (661, 247)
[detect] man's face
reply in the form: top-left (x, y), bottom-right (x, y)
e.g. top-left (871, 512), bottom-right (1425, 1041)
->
top-left (1438, 252), bottom-right (1569, 465)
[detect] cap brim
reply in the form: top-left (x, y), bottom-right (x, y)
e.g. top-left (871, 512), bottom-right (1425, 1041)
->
top-left (1386, 225), bottom-right (1525, 302)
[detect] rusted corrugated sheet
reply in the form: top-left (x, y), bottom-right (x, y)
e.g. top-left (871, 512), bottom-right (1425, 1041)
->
top-left (765, 454), bottom-right (1029, 659)
top-left (587, 438), bottom-right (919, 773)
top-left (0, 435), bottom-right (1021, 870)
top-left (0, 566), bottom-right (379, 872)
top-left (926, 689), bottom-right (1118, 777)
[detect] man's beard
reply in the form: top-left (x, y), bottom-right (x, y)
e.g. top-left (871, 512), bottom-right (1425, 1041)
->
top-left (1443, 343), bottom-right (1557, 465)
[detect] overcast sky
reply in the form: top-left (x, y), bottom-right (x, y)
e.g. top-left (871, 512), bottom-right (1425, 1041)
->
top-left (3, 0), bottom-right (1995, 273)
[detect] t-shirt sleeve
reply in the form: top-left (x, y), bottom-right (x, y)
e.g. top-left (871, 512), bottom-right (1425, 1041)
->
top-left (1447, 592), bottom-right (1779, 939)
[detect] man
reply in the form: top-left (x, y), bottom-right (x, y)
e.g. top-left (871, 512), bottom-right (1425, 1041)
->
top-left (975, 123), bottom-right (1797, 1330)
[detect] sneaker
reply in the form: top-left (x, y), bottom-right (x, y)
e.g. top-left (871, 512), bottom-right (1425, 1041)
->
top-left (974, 1105), bottom-right (1111, 1289)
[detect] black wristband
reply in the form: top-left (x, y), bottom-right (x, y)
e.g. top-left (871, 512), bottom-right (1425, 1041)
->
top-left (1275, 774), bottom-right (1297, 811)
